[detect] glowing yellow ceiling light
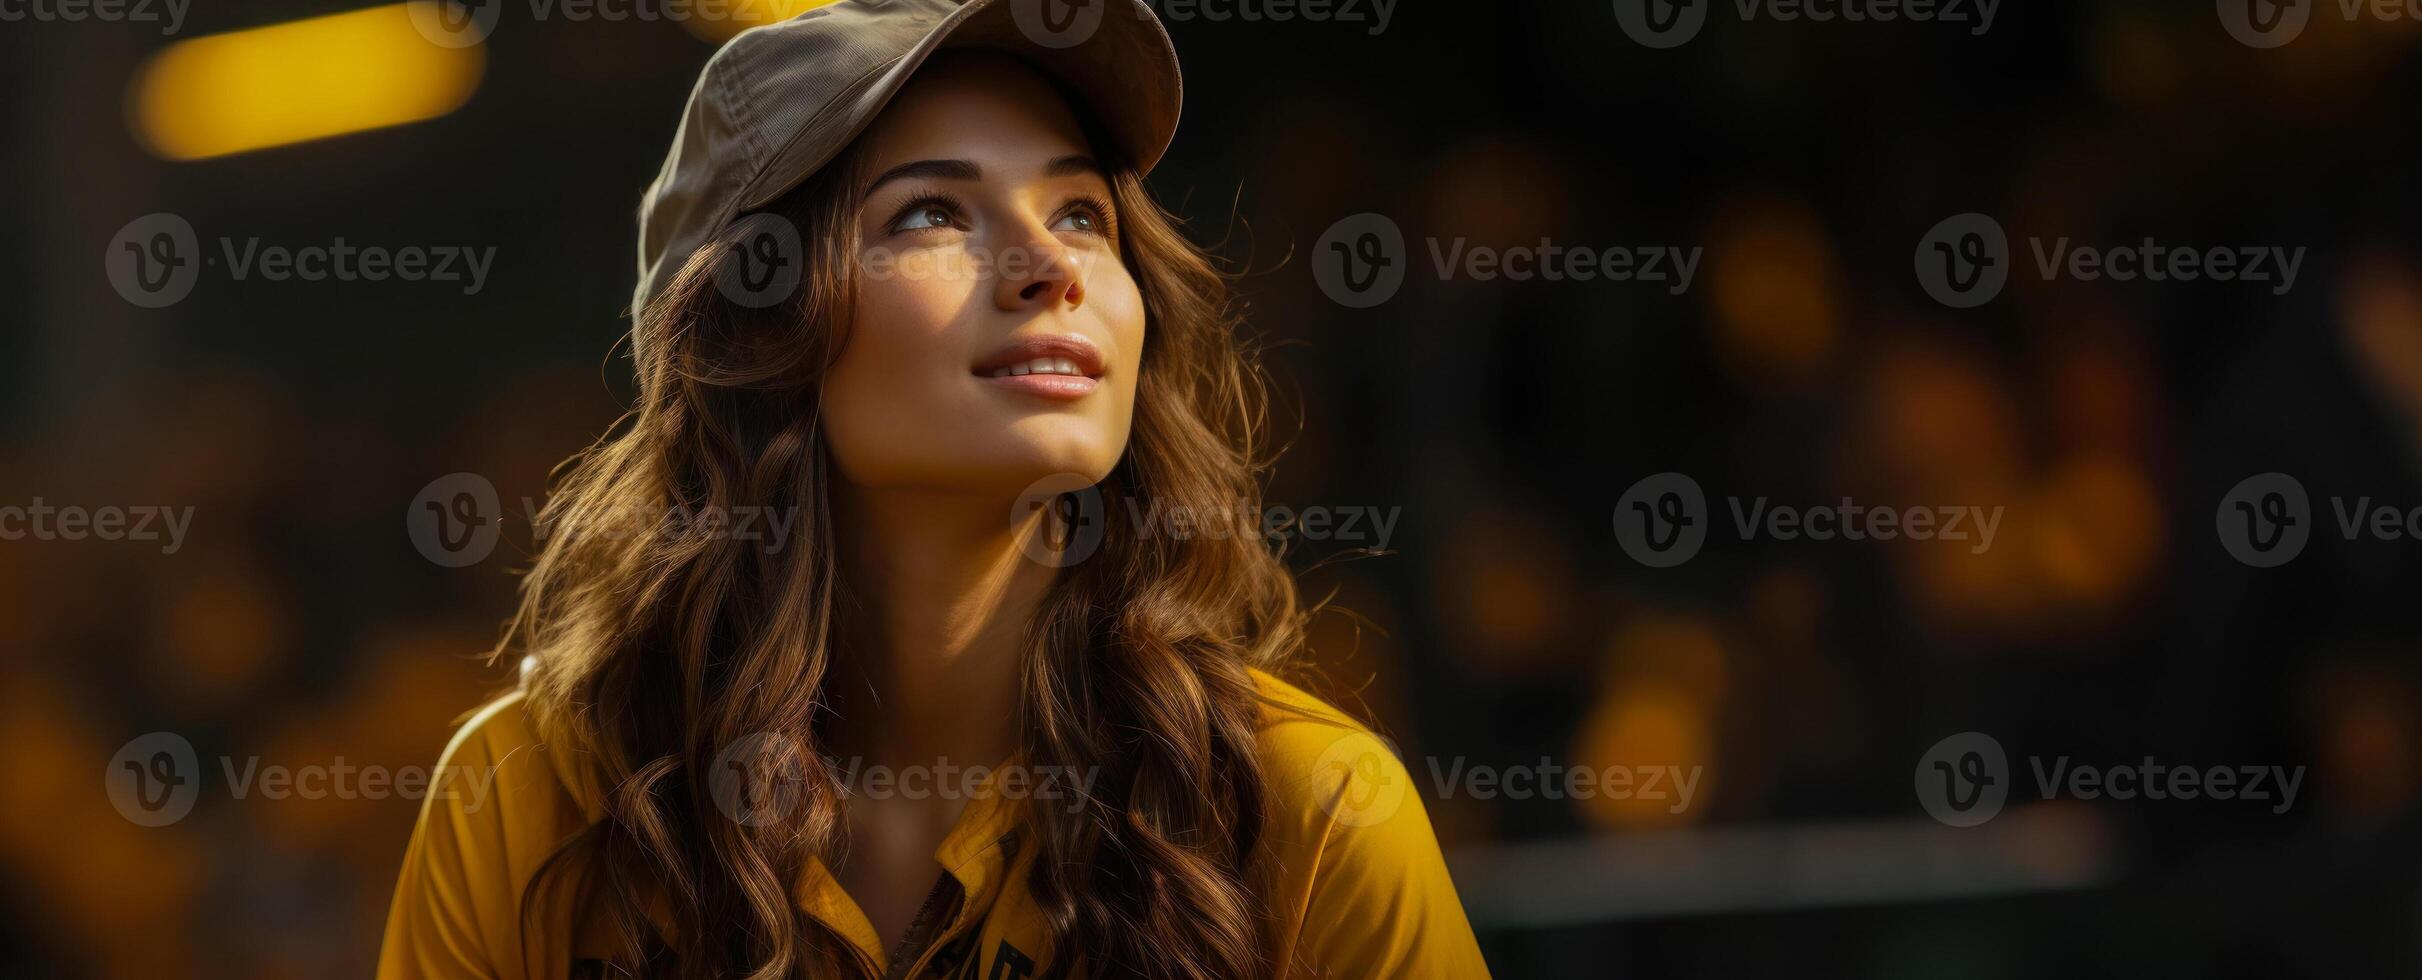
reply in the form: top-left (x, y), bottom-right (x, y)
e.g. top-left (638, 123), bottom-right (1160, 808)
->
top-left (131, 3), bottom-right (484, 161)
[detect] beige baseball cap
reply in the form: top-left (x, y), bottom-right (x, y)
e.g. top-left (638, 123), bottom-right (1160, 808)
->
top-left (633, 0), bottom-right (1184, 315)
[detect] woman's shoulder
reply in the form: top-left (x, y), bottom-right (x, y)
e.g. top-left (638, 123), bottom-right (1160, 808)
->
top-left (1243, 667), bottom-right (1421, 833)
top-left (420, 689), bottom-right (593, 847)
top-left (1242, 667), bottom-right (1495, 977)
top-left (1245, 666), bottom-right (1383, 747)
top-left (435, 689), bottom-right (540, 768)
top-left (381, 691), bottom-right (598, 980)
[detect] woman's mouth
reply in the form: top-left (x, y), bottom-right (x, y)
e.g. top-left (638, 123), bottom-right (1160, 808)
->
top-left (985, 356), bottom-right (1088, 379)
top-left (973, 335), bottom-right (1105, 400)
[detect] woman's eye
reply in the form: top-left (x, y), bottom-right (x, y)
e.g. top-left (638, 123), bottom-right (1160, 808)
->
top-left (1053, 202), bottom-right (1112, 236)
top-left (890, 204), bottom-right (955, 234)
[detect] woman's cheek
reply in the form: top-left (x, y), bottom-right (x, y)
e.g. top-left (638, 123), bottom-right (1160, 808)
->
top-left (823, 286), bottom-right (955, 482)
top-left (1100, 273), bottom-right (1148, 386)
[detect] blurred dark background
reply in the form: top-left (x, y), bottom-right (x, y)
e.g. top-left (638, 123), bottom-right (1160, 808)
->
top-left (4, 1), bottom-right (2420, 977)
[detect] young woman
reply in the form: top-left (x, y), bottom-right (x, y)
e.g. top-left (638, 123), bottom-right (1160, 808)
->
top-left (378, 2), bottom-right (1488, 977)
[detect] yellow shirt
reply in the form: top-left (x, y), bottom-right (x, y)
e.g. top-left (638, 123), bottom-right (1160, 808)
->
top-left (377, 668), bottom-right (1492, 979)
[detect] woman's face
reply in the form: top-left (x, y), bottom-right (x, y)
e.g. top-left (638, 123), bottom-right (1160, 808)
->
top-left (820, 53), bottom-right (1146, 501)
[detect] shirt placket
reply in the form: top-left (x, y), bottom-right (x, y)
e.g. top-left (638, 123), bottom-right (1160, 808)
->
top-left (798, 760), bottom-right (1025, 978)
top-left (880, 869), bottom-right (965, 980)
top-left (893, 825), bottom-right (1019, 978)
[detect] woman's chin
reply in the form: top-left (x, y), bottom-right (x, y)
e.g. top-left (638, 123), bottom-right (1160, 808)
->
top-left (999, 453), bottom-right (1120, 492)
top-left (984, 429), bottom-right (1126, 485)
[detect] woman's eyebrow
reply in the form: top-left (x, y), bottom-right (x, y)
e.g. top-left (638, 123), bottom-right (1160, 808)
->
top-left (863, 155), bottom-right (1105, 196)
top-left (865, 158), bottom-right (980, 195)
top-left (1044, 154), bottom-right (1103, 179)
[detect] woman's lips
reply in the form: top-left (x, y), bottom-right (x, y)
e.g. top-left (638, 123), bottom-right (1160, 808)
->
top-left (972, 335), bottom-right (1106, 400)
top-left (979, 372), bottom-right (1100, 399)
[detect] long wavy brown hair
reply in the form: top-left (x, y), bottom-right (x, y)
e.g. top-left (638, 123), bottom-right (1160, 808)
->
top-left (497, 103), bottom-right (1308, 979)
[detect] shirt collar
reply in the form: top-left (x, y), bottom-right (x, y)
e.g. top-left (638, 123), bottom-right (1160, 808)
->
top-left (793, 753), bottom-right (1028, 973)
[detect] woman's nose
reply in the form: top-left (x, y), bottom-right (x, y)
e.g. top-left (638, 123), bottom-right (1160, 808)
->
top-left (993, 228), bottom-right (1086, 313)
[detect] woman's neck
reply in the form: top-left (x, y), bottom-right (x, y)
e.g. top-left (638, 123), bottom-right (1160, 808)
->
top-left (827, 483), bottom-right (1054, 773)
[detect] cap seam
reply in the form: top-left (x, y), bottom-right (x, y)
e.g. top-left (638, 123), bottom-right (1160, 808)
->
top-left (713, 45), bottom-right (770, 195)
top-left (736, 50), bottom-right (910, 210)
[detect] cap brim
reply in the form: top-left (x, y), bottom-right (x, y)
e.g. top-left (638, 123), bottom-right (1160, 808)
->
top-left (736, 0), bottom-right (1182, 212)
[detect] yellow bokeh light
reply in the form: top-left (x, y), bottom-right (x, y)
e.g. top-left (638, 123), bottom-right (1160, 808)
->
top-left (1571, 680), bottom-right (1715, 829)
top-left (130, 3), bottom-right (484, 161)
top-left (2028, 453), bottom-right (2162, 608)
top-left (1705, 193), bottom-right (1843, 384)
